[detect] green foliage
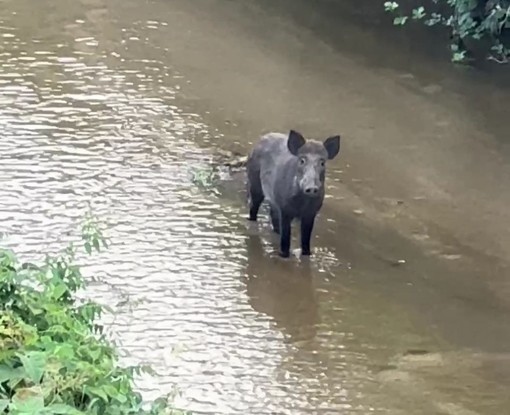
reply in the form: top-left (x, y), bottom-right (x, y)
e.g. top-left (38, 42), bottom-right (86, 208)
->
top-left (190, 167), bottom-right (218, 188)
top-left (81, 210), bottom-right (109, 256)
top-left (384, 0), bottom-right (510, 63)
top-left (189, 166), bottom-right (223, 198)
top-left (0, 214), bottom-right (189, 415)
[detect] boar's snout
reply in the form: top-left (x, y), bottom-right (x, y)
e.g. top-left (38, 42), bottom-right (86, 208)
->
top-left (300, 173), bottom-right (322, 197)
top-left (298, 158), bottom-right (324, 197)
top-left (303, 185), bottom-right (319, 196)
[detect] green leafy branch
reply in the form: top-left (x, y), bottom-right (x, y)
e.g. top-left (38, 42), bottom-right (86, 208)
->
top-left (0, 214), bottom-right (190, 415)
top-left (384, 0), bottom-right (510, 63)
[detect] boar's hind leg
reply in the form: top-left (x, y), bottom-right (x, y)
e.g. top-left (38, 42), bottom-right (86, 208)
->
top-left (247, 170), bottom-right (264, 221)
top-left (270, 206), bottom-right (280, 234)
top-left (249, 194), bottom-right (264, 221)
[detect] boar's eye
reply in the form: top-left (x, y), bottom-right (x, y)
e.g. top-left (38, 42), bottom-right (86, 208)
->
top-left (299, 157), bottom-right (306, 165)
top-left (319, 159), bottom-right (325, 167)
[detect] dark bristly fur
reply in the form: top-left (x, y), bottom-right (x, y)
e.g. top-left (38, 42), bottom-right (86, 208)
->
top-left (246, 129), bottom-right (341, 258)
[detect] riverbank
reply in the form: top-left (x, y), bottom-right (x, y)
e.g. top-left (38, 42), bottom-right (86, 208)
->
top-left (148, 0), bottom-right (510, 293)
top-left (0, 219), bottom-right (189, 414)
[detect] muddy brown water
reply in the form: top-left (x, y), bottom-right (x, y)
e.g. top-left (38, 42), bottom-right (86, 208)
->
top-left (1, 0), bottom-right (510, 414)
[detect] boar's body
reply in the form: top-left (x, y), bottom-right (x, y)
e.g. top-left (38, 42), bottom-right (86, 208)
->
top-left (249, 133), bottom-right (324, 218)
top-left (246, 130), bottom-right (341, 258)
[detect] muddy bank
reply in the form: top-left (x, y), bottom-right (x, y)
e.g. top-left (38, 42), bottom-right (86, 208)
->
top-left (141, 0), bottom-right (510, 283)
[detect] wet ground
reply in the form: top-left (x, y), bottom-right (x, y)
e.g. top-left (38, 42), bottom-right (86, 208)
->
top-left (1, 0), bottom-right (510, 413)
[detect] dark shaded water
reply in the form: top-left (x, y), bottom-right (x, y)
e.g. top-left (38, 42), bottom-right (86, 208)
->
top-left (1, 0), bottom-right (510, 414)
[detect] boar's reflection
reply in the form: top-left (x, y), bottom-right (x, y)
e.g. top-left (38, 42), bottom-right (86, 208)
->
top-left (244, 234), bottom-right (319, 343)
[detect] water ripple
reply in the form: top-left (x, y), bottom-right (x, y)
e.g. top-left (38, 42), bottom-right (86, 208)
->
top-left (0, 2), bottom-right (403, 414)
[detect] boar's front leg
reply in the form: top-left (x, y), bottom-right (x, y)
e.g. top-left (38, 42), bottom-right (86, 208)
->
top-left (300, 215), bottom-right (316, 256)
top-left (279, 212), bottom-right (292, 258)
top-left (269, 205), bottom-right (280, 234)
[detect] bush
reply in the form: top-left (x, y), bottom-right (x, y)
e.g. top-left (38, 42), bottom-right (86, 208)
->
top-left (0, 216), bottom-right (189, 415)
top-left (384, 0), bottom-right (510, 63)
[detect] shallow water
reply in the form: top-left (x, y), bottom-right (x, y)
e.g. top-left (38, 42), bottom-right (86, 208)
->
top-left (1, 0), bottom-right (510, 414)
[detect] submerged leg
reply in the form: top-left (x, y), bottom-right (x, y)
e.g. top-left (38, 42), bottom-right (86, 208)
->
top-left (249, 191), bottom-right (264, 221)
top-left (247, 166), bottom-right (264, 221)
top-left (270, 206), bottom-right (280, 234)
top-left (279, 212), bottom-right (292, 258)
top-left (300, 215), bottom-right (315, 256)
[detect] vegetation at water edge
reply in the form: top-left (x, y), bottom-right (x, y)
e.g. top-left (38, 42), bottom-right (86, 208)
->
top-left (0, 214), bottom-right (189, 414)
top-left (384, 0), bottom-right (510, 62)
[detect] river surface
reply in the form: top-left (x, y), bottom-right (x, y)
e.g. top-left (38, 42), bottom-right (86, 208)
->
top-left (1, 0), bottom-right (510, 414)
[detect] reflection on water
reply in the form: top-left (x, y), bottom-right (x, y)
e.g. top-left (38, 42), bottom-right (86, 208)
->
top-left (2, 0), bottom-right (510, 414)
top-left (0, 2), bottom-right (364, 413)
top-left (245, 235), bottom-right (319, 344)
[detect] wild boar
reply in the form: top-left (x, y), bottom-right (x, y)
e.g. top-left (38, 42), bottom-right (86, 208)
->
top-left (246, 130), bottom-right (341, 257)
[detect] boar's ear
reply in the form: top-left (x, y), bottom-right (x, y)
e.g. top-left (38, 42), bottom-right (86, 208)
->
top-left (287, 130), bottom-right (306, 156)
top-left (323, 135), bottom-right (341, 160)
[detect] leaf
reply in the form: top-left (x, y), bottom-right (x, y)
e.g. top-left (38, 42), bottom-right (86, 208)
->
top-left (53, 344), bottom-right (75, 361)
top-left (19, 351), bottom-right (47, 384)
top-left (85, 397), bottom-right (101, 411)
top-left (101, 304), bottom-right (113, 314)
top-left (115, 394), bottom-right (127, 403)
top-left (92, 237), bottom-right (100, 252)
top-left (393, 16), bottom-right (408, 25)
top-left (0, 398), bottom-right (9, 412)
top-left (452, 50), bottom-right (467, 62)
top-left (11, 386), bottom-right (45, 412)
top-left (7, 376), bottom-right (24, 390)
top-left (85, 386), bottom-right (109, 402)
top-left (384, 1), bottom-right (399, 12)
top-left (45, 403), bottom-right (86, 414)
top-left (20, 262), bottom-right (40, 271)
top-left (102, 383), bottom-right (118, 399)
top-left (412, 6), bottom-right (426, 20)
top-left (425, 18), bottom-right (439, 26)
top-left (86, 347), bottom-right (100, 362)
top-left (84, 242), bottom-right (92, 255)
top-left (50, 283), bottom-right (68, 300)
top-left (44, 267), bottom-right (54, 281)
top-left (0, 364), bottom-right (25, 384)
top-left (138, 364), bottom-right (156, 376)
top-left (27, 304), bottom-right (44, 315)
top-left (0, 249), bottom-right (16, 267)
